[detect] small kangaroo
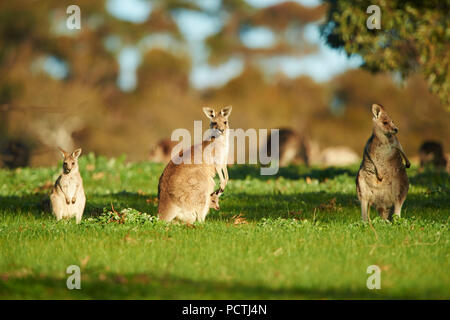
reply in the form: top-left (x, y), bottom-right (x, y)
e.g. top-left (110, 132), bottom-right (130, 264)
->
top-left (157, 106), bottom-right (232, 223)
top-left (356, 104), bottom-right (410, 221)
top-left (50, 147), bottom-right (86, 224)
top-left (210, 189), bottom-right (224, 211)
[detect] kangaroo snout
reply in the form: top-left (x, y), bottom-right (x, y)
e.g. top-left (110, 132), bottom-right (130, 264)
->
top-left (63, 164), bottom-right (71, 174)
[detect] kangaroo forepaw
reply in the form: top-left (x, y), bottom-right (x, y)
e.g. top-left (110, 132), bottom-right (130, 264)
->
top-left (71, 197), bottom-right (76, 204)
top-left (66, 198), bottom-right (70, 205)
top-left (405, 162), bottom-right (411, 169)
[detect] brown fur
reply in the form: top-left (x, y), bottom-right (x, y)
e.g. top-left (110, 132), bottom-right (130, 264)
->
top-left (149, 138), bottom-right (178, 164)
top-left (265, 128), bottom-right (310, 167)
top-left (157, 106), bottom-right (232, 223)
top-left (418, 141), bottom-right (447, 171)
top-left (50, 147), bottom-right (85, 224)
top-left (356, 104), bottom-right (409, 221)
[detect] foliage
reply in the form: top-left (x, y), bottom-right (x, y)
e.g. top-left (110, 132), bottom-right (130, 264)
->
top-left (321, 0), bottom-right (450, 108)
top-left (0, 1), bottom-right (448, 168)
top-left (83, 207), bottom-right (160, 225)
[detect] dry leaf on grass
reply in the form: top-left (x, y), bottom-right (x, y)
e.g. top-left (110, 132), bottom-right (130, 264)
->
top-left (380, 265), bottom-right (392, 272)
top-left (81, 255), bottom-right (90, 268)
top-left (288, 210), bottom-right (302, 220)
top-left (315, 198), bottom-right (342, 212)
top-left (184, 223), bottom-right (196, 228)
top-left (146, 197), bottom-right (158, 205)
top-left (273, 247), bottom-right (283, 256)
top-left (124, 233), bottom-right (136, 244)
top-left (137, 189), bottom-right (148, 196)
top-left (231, 213), bottom-right (247, 225)
top-left (92, 172), bottom-right (105, 180)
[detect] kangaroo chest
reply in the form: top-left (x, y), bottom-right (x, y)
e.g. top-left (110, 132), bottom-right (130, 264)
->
top-left (60, 175), bottom-right (80, 197)
top-left (213, 134), bottom-right (229, 165)
top-left (361, 141), bottom-right (407, 204)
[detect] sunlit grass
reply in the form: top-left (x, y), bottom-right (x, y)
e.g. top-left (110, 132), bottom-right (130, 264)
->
top-left (0, 154), bottom-right (448, 299)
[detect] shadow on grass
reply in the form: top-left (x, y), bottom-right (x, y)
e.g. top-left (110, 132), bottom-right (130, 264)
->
top-left (228, 165), bottom-right (357, 182)
top-left (0, 191), bottom-right (158, 219)
top-left (213, 192), bottom-right (358, 222)
top-left (213, 191), bottom-right (449, 223)
top-left (0, 187), bottom-right (448, 223)
top-left (0, 166), bottom-right (447, 223)
top-left (0, 271), bottom-right (437, 299)
top-left (409, 170), bottom-right (450, 189)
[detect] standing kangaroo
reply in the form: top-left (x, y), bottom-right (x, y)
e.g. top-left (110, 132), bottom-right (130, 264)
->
top-left (50, 147), bottom-right (86, 224)
top-left (158, 106), bottom-right (232, 223)
top-left (356, 104), bottom-right (410, 221)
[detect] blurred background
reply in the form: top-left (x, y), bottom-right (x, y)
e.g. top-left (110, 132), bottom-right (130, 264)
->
top-left (0, 0), bottom-right (448, 167)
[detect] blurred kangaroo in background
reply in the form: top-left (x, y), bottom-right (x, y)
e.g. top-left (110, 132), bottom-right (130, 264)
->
top-left (418, 141), bottom-right (447, 171)
top-left (50, 147), bottom-right (85, 224)
top-left (356, 104), bottom-right (410, 221)
top-left (148, 138), bottom-right (178, 164)
top-left (158, 106), bottom-right (232, 223)
top-left (265, 128), bottom-right (310, 167)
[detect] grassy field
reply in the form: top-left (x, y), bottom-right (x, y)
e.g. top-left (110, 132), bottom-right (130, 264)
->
top-left (0, 153), bottom-right (448, 299)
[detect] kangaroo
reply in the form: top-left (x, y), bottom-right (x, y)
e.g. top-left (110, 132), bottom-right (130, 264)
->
top-left (356, 104), bottom-right (410, 221)
top-left (149, 138), bottom-right (178, 164)
top-left (418, 141), bottom-right (447, 171)
top-left (157, 106), bottom-right (232, 223)
top-left (50, 147), bottom-right (86, 224)
top-left (265, 128), bottom-right (310, 167)
top-left (210, 188), bottom-right (224, 211)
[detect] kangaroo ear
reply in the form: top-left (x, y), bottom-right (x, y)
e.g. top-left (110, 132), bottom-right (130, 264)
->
top-left (220, 105), bottom-right (232, 118)
top-left (72, 148), bottom-right (82, 159)
top-left (203, 107), bottom-right (215, 119)
top-left (372, 104), bottom-right (383, 119)
top-left (57, 147), bottom-right (67, 159)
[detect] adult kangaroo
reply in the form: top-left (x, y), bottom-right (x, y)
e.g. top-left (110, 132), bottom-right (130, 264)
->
top-left (356, 104), bottom-right (410, 221)
top-left (157, 106), bottom-right (232, 223)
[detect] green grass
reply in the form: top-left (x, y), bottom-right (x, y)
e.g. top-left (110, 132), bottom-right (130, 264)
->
top-left (0, 153), bottom-right (449, 299)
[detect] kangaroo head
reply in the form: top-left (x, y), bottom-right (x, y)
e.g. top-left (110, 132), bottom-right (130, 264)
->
top-left (203, 106), bottom-right (232, 136)
top-left (372, 104), bottom-right (398, 137)
top-left (210, 190), bottom-right (223, 210)
top-left (58, 147), bottom-right (82, 174)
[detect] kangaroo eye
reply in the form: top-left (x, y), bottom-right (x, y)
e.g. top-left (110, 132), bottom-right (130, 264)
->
top-left (224, 121), bottom-right (228, 125)
top-left (72, 162), bottom-right (75, 165)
